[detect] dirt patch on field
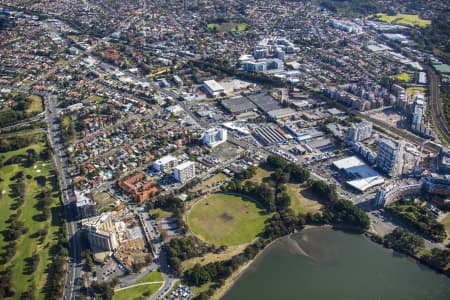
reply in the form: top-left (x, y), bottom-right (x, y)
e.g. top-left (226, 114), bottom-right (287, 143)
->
top-left (220, 212), bottom-right (234, 222)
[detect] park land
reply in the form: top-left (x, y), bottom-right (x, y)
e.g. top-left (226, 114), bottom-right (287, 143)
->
top-left (0, 134), bottom-right (65, 299)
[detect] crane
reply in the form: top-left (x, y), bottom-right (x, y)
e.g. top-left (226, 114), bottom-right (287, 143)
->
top-left (415, 139), bottom-right (431, 169)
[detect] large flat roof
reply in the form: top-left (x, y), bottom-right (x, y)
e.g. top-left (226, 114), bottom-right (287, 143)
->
top-left (347, 176), bottom-right (385, 192)
top-left (155, 155), bottom-right (177, 164)
top-left (203, 80), bottom-right (224, 92)
top-left (175, 160), bottom-right (195, 170)
top-left (333, 156), bottom-right (384, 192)
top-left (247, 93), bottom-right (282, 113)
top-left (222, 96), bottom-right (256, 114)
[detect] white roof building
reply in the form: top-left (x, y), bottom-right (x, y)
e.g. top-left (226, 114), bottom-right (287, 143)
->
top-left (203, 80), bottom-right (225, 97)
top-left (153, 155), bottom-right (178, 173)
top-left (203, 128), bottom-right (227, 148)
top-left (333, 156), bottom-right (385, 192)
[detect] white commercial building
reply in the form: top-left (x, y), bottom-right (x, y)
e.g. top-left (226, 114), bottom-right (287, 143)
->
top-left (153, 155), bottom-right (178, 173)
top-left (411, 94), bottom-right (426, 130)
top-left (203, 80), bottom-right (225, 97)
top-left (203, 128), bottom-right (227, 148)
top-left (173, 161), bottom-right (196, 183)
top-left (347, 121), bottom-right (373, 142)
top-left (376, 139), bottom-right (405, 177)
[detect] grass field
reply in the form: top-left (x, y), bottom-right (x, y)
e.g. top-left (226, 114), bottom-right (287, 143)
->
top-left (137, 271), bottom-right (163, 283)
top-left (87, 95), bottom-right (105, 102)
top-left (149, 208), bottom-right (173, 222)
top-left (93, 191), bottom-right (116, 212)
top-left (395, 73), bottom-right (410, 82)
top-left (20, 79), bottom-right (33, 88)
top-left (181, 244), bottom-right (248, 272)
top-left (56, 58), bottom-right (67, 65)
top-left (247, 167), bottom-right (272, 184)
top-left (369, 13), bottom-right (431, 28)
top-left (207, 22), bottom-right (247, 32)
top-left (440, 213), bottom-right (450, 237)
top-left (62, 115), bottom-right (71, 128)
top-left (26, 95), bottom-right (43, 113)
top-left (406, 86), bottom-right (427, 98)
top-left (0, 138), bottom-right (63, 299)
top-left (187, 194), bottom-right (269, 246)
top-left (113, 271), bottom-right (163, 300)
top-left (287, 184), bottom-right (324, 215)
top-left (114, 283), bottom-right (162, 300)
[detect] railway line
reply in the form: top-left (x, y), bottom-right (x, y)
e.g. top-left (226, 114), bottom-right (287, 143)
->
top-left (427, 65), bottom-right (450, 145)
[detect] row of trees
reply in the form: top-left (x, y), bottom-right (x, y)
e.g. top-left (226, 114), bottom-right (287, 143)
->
top-left (149, 194), bottom-right (187, 236)
top-left (35, 188), bottom-right (54, 222)
top-left (0, 267), bottom-right (16, 298)
top-left (379, 228), bottom-right (450, 276)
top-left (265, 155), bottom-right (310, 184)
top-left (383, 228), bottom-right (425, 256)
top-left (165, 236), bottom-right (218, 277)
top-left (386, 199), bottom-right (447, 242)
top-left (44, 224), bottom-right (68, 299)
top-left (0, 93), bottom-right (38, 127)
top-left (0, 134), bottom-right (41, 153)
top-left (187, 239), bottom-right (273, 299)
top-left (91, 278), bottom-right (119, 300)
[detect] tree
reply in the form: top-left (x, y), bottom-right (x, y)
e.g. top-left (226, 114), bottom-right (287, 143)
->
top-left (384, 228), bottom-right (425, 255)
top-left (422, 248), bottom-right (450, 270)
top-left (186, 263), bottom-right (211, 286)
top-left (276, 192), bottom-right (291, 210)
top-left (271, 168), bottom-right (290, 185)
top-left (290, 165), bottom-right (309, 183)
top-left (30, 252), bottom-right (40, 273)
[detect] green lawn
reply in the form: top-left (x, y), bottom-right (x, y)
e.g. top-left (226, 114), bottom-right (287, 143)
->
top-left (395, 73), bottom-right (410, 82)
top-left (93, 191), bottom-right (116, 213)
top-left (20, 79), bottom-right (33, 88)
top-left (113, 271), bottom-right (163, 300)
top-left (114, 282), bottom-right (162, 300)
top-left (406, 86), bottom-right (427, 98)
top-left (87, 95), bottom-right (105, 102)
top-left (0, 138), bottom-right (63, 299)
top-left (149, 208), bottom-right (173, 222)
top-left (137, 270), bottom-right (163, 284)
top-left (187, 194), bottom-right (269, 246)
top-left (207, 22), bottom-right (248, 32)
top-left (56, 58), bottom-right (67, 65)
top-left (287, 184), bottom-right (323, 215)
top-left (247, 167), bottom-right (272, 184)
top-left (26, 95), bottom-right (43, 113)
top-left (62, 115), bottom-right (72, 128)
top-left (369, 13), bottom-right (431, 28)
top-left (440, 213), bottom-right (450, 237)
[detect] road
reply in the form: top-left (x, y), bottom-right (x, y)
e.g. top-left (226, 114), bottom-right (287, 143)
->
top-left (427, 65), bottom-right (450, 144)
top-left (44, 93), bottom-right (84, 300)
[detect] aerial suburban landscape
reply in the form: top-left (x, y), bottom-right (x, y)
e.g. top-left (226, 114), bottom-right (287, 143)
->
top-left (0, 0), bottom-right (449, 299)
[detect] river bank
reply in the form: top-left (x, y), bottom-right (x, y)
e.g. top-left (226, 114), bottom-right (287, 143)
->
top-left (210, 225), bottom-right (327, 300)
top-left (213, 226), bottom-right (449, 300)
top-left (221, 228), bottom-right (450, 300)
top-left (210, 236), bottom-right (280, 300)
